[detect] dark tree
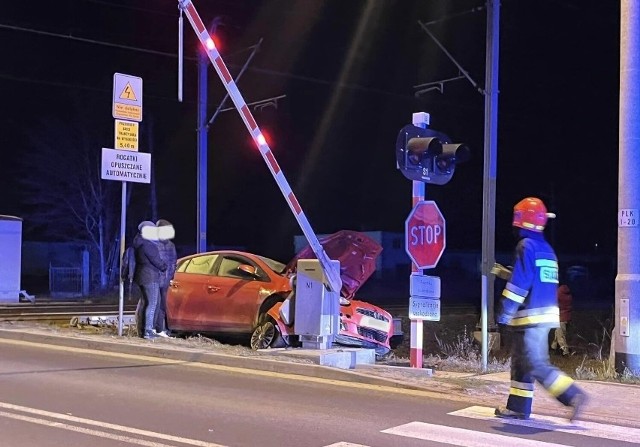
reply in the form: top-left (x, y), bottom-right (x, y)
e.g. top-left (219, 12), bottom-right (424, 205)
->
top-left (19, 108), bottom-right (120, 291)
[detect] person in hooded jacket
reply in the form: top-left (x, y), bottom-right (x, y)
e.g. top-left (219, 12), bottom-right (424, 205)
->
top-left (551, 282), bottom-right (573, 356)
top-left (494, 197), bottom-right (587, 421)
top-left (153, 219), bottom-right (177, 338)
top-left (133, 220), bottom-right (167, 339)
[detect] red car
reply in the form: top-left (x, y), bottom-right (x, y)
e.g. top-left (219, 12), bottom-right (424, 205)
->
top-left (166, 231), bottom-right (394, 356)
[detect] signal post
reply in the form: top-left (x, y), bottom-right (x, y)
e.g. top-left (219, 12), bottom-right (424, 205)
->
top-left (397, 112), bottom-right (469, 368)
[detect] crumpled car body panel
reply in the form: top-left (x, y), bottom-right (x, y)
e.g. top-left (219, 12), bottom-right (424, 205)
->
top-left (286, 230), bottom-right (382, 299)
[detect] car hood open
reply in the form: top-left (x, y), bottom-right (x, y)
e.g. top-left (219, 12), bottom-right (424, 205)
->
top-left (286, 230), bottom-right (382, 299)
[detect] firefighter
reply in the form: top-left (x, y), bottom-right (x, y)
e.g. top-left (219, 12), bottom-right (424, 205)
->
top-left (494, 197), bottom-right (587, 421)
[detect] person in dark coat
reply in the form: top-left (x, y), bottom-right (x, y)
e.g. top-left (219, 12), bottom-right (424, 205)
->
top-left (153, 219), bottom-right (177, 338)
top-left (133, 220), bottom-right (167, 339)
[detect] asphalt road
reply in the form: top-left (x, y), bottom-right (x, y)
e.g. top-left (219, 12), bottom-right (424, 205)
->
top-left (0, 339), bottom-right (636, 447)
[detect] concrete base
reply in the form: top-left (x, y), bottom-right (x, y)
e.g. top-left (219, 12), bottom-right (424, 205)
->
top-left (270, 347), bottom-right (376, 370)
top-left (299, 334), bottom-right (332, 350)
top-left (473, 331), bottom-right (501, 352)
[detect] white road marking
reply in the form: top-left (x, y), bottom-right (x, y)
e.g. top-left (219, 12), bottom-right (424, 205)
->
top-left (324, 443), bottom-right (370, 447)
top-left (0, 401), bottom-right (225, 447)
top-left (0, 338), bottom-right (472, 402)
top-left (0, 411), bottom-right (178, 447)
top-left (449, 405), bottom-right (640, 444)
top-left (382, 421), bottom-right (569, 447)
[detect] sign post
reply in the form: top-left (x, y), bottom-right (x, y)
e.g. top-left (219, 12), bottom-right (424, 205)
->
top-left (405, 199), bottom-right (446, 368)
top-left (102, 73), bottom-right (144, 336)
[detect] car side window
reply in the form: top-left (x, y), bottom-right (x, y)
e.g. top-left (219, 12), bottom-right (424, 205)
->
top-left (183, 255), bottom-right (219, 275)
top-left (176, 259), bottom-right (189, 273)
top-left (217, 256), bottom-right (268, 281)
top-left (217, 257), bottom-right (247, 279)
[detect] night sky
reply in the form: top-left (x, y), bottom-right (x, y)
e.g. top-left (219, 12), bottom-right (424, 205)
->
top-left (0, 0), bottom-right (621, 264)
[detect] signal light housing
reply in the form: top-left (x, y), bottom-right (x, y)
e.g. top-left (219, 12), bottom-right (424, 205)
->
top-left (396, 124), bottom-right (470, 185)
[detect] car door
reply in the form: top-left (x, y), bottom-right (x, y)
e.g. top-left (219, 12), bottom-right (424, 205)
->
top-left (166, 254), bottom-right (221, 331)
top-left (206, 253), bottom-right (274, 333)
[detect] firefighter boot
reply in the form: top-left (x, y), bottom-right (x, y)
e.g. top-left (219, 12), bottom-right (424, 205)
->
top-left (494, 406), bottom-right (529, 420)
top-left (569, 393), bottom-right (588, 422)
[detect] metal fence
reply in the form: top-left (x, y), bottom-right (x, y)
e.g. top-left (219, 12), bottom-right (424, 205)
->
top-left (49, 266), bottom-right (83, 298)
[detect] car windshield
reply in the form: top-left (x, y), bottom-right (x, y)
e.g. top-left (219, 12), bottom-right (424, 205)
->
top-left (257, 255), bottom-right (287, 274)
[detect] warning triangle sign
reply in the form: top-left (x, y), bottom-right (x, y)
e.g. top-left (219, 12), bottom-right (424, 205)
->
top-left (119, 82), bottom-right (138, 101)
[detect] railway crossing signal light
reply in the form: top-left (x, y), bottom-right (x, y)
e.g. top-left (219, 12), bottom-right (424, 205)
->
top-left (396, 124), bottom-right (470, 185)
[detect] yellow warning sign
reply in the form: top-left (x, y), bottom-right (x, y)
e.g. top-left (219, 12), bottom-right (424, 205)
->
top-left (119, 82), bottom-right (138, 101)
top-left (113, 73), bottom-right (143, 122)
top-left (114, 119), bottom-right (139, 151)
top-left (114, 103), bottom-right (142, 122)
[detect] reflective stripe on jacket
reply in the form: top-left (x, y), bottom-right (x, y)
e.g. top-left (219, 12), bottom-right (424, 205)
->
top-left (498, 230), bottom-right (560, 329)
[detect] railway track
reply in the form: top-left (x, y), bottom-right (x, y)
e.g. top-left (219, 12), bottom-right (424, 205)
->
top-left (0, 301), bottom-right (477, 324)
top-left (0, 302), bottom-right (137, 323)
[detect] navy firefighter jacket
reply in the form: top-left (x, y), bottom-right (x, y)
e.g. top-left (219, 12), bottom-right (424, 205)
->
top-left (498, 229), bottom-right (560, 329)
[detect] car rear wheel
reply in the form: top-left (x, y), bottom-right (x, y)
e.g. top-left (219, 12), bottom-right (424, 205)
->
top-left (250, 316), bottom-right (285, 350)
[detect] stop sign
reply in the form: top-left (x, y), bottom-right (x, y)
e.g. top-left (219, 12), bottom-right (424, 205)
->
top-left (405, 201), bottom-right (446, 269)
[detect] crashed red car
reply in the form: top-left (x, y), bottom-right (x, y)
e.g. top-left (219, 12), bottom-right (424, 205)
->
top-left (166, 231), bottom-right (394, 356)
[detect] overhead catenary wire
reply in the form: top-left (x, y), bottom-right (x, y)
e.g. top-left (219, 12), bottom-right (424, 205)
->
top-left (0, 22), bottom-right (418, 102)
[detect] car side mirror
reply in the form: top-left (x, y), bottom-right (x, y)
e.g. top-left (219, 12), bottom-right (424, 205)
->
top-left (237, 264), bottom-right (258, 277)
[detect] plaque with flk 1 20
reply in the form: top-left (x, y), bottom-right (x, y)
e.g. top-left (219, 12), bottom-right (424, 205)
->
top-left (409, 297), bottom-right (440, 321)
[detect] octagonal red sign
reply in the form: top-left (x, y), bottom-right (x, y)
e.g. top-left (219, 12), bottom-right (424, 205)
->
top-left (405, 201), bottom-right (446, 269)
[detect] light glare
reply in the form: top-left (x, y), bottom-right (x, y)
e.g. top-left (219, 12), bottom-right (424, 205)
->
top-left (206, 38), bottom-right (215, 50)
top-left (257, 134), bottom-right (267, 146)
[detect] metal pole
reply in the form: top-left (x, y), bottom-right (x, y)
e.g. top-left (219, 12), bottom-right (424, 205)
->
top-left (411, 180), bottom-right (425, 369)
top-left (196, 50), bottom-right (208, 253)
top-left (178, 10), bottom-right (183, 103)
top-left (615, 0), bottom-right (640, 374)
top-left (410, 112), bottom-right (428, 369)
top-left (480, 0), bottom-right (500, 371)
top-left (117, 182), bottom-right (127, 336)
top-left (195, 19), bottom-right (222, 254)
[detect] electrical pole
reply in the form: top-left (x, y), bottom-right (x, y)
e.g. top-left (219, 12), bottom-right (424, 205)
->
top-left (479, 0), bottom-right (500, 371)
top-left (197, 46), bottom-right (208, 253)
top-left (615, 0), bottom-right (640, 374)
top-left (196, 19), bottom-right (223, 253)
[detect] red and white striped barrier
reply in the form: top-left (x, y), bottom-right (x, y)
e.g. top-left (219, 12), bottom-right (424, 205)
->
top-left (179, 0), bottom-right (341, 293)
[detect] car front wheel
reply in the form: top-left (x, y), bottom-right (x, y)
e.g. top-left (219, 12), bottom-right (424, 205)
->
top-left (250, 316), bottom-right (285, 350)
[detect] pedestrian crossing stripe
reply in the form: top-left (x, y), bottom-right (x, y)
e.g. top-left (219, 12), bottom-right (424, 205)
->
top-left (381, 422), bottom-right (568, 447)
top-left (326, 405), bottom-right (640, 447)
top-left (449, 405), bottom-right (640, 444)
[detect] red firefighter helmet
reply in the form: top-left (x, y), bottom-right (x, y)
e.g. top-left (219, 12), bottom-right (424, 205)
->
top-left (512, 197), bottom-right (556, 232)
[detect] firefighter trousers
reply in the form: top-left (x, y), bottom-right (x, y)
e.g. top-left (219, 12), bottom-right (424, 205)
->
top-left (506, 326), bottom-right (583, 416)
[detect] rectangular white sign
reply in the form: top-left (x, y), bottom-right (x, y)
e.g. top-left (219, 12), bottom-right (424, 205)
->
top-left (620, 298), bottom-right (630, 337)
top-left (101, 148), bottom-right (151, 184)
top-left (410, 274), bottom-right (441, 298)
top-left (409, 296), bottom-right (440, 321)
top-left (619, 209), bottom-right (638, 227)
